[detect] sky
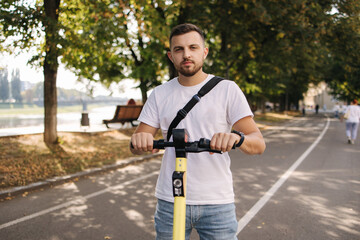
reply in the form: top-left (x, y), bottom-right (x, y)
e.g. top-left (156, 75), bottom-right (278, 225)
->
top-left (0, 52), bottom-right (143, 100)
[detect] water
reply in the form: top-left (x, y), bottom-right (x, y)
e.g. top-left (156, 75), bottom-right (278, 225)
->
top-left (0, 106), bottom-right (116, 129)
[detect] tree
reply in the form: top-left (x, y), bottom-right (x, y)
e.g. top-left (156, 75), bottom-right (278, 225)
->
top-left (147, 0), bottom-right (334, 111)
top-left (1, 0), bottom-right (61, 144)
top-left (204, 0), bottom-right (333, 111)
top-left (60, 0), bottom-right (174, 103)
top-left (58, 0), bottom-right (359, 107)
top-left (11, 68), bottom-right (22, 102)
top-left (43, 0), bottom-right (61, 145)
top-left (325, 0), bottom-right (360, 100)
top-left (0, 68), bottom-right (9, 102)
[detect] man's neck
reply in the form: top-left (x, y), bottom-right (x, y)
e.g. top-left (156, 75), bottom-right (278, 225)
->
top-left (178, 71), bottom-right (208, 86)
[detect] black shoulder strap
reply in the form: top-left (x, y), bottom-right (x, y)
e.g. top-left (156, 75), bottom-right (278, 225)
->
top-left (166, 76), bottom-right (224, 141)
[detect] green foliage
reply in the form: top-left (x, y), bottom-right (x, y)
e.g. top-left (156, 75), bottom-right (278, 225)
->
top-left (324, 0), bottom-right (360, 100)
top-left (60, 0), bottom-right (126, 85)
top-left (1, 0), bottom-right (359, 108)
top-left (60, 0), bottom-right (175, 102)
top-left (0, 0), bottom-right (43, 54)
top-left (200, 0), bottom-right (334, 109)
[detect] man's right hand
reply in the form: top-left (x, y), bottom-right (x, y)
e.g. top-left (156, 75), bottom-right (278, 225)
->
top-left (131, 132), bottom-right (154, 151)
top-left (129, 122), bottom-right (160, 155)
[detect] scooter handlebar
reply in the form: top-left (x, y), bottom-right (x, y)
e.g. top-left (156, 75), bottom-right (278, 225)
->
top-left (131, 138), bottom-right (236, 154)
top-left (153, 138), bottom-right (236, 154)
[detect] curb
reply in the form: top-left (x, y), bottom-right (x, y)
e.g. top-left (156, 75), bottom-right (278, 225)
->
top-left (0, 152), bottom-right (163, 200)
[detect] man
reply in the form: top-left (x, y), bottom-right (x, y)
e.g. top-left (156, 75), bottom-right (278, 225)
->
top-left (130, 23), bottom-right (266, 240)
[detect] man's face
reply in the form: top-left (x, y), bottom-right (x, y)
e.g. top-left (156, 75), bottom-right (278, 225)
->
top-left (168, 31), bottom-right (208, 77)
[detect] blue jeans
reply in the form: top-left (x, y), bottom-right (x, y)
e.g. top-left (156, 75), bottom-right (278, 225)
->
top-left (346, 122), bottom-right (359, 140)
top-left (154, 199), bottom-right (238, 240)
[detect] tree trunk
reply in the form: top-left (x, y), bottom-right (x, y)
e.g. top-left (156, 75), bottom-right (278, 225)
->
top-left (261, 97), bottom-right (266, 114)
top-left (43, 0), bottom-right (60, 145)
top-left (139, 78), bottom-right (148, 104)
top-left (43, 61), bottom-right (58, 144)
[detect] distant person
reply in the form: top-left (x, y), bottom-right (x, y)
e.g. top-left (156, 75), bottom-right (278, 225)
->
top-left (127, 98), bottom-right (136, 105)
top-left (315, 104), bottom-right (319, 114)
top-left (339, 104), bottom-right (345, 118)
top-left (302, 104), bottom-right (306, 116)
top-left (82, 101), bottom-right (88, 111)
top-left (333, 103), bottom-right (340, 118)
top-left (343, 99), bottom-right (360, 144)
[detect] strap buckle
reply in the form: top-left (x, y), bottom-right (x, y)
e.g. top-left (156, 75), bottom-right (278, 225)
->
top-left (177, 109), bottom-right (188, 118)
top-left (192, 94), bottom-right (201, 102)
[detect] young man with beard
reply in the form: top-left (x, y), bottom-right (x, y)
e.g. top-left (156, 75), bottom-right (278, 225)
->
top-left (130, 23), bottom-right (266, 239)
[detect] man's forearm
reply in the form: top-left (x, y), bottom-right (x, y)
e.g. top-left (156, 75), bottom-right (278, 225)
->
top-left (239, 132), bottom-right (266, 155)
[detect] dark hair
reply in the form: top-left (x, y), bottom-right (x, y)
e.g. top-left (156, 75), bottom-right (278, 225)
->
top-left (127, 98), bottom-right (136, 105)
top-left (169, 23), bottom-right (205, 46)
top-left (352, 99), bottom-right (358, 105)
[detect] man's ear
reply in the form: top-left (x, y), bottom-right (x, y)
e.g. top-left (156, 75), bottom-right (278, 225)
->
top-left (203, 47), bottom-right (209, 60)
top-left (167, 51), bottom-right (173, 63)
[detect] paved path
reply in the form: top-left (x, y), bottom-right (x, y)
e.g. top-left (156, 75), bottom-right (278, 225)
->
top-left (0, 114), bottom-right (359, 240)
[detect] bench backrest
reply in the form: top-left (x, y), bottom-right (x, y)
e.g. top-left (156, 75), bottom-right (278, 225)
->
top-left (115, 105), bottom-right (143, 120)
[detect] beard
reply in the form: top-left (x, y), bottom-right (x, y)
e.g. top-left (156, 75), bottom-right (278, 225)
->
top-left (176, 59), bottom-right (203, 77)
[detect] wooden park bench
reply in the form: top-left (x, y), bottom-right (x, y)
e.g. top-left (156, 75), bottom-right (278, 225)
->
top-left (103, 105), bottom-right (143, 128)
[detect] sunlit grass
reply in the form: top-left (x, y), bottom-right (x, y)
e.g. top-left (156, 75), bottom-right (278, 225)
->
top-left (254, 111), bottom-right (301, 123)
top-left (0, 129), bottom-right (136, 189)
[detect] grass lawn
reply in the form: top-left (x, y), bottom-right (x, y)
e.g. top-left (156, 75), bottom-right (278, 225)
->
top-left (0, 128), bottom-right (138, 191)
top-left (0, 111), bottom-right (299, 192)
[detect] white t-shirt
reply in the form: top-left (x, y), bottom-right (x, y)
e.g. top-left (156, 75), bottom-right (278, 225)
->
top-left (138, 74), bottom-right (253, 205)
top-left (345, 105), bottom-right (360, 123)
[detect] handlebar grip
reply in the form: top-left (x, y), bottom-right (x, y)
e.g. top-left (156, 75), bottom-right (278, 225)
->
top-left (199, 138), bottom-right (236, 150)
top-left (153, 140), bottom-right (175, 149)
top-left (153, 140), bottom-right (164, 149)
top-left (130, 140), bottom-right (174, 150)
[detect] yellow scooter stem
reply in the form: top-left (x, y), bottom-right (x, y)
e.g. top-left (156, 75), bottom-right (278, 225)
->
top-left (173, 157), bottom-right (187, 240)
top-left (173, 196), bottom-right (186, 240)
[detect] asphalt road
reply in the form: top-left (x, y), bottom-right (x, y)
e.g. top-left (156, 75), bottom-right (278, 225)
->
top-left (0, 114), bottom-right (359, 240)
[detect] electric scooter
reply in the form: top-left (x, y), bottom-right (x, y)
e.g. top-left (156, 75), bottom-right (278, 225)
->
top-left (152, 129), bottom-right (235, 240)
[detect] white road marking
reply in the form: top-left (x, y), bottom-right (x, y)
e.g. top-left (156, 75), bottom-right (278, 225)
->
top-left (0, 171), bottom-right (159, 230)
top-left (237, 118), bottom-right (330, 234)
